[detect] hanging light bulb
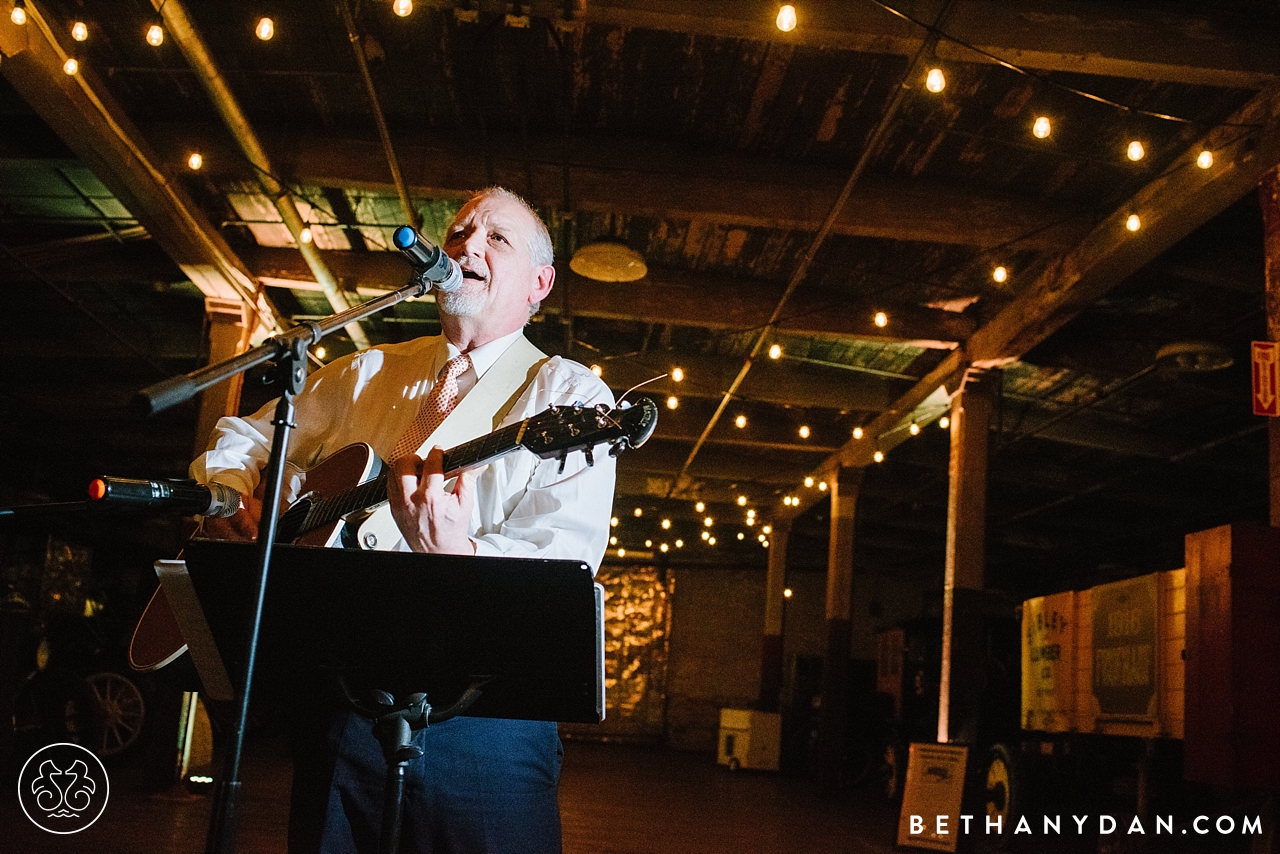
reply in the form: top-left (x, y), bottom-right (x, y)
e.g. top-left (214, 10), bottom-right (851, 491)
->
top-left (187, 152), bottom-right (203, 170)
top-left (299, 227), bottom-right (314, 244)
top-left (590, 364), bottom-right (602, 377)
top-left (1127, 140), bottom-right (1145, 161)
top-left (10, 0), bottom-right (26, 25)
top-left (775, 4), bottom-right (797, 32)
top-left (909, 422), bottom-right (920, 436)
top-left (737, 495), bottom-right (748, 506)
top-left (255, 17), bottom-right (275, 41)
top-left (62, 58), bottom-right (79, 75)
top-left (666, 395), bottom-right (679, 410)
top-left (1032, 116), bottom-right (1051, 139)
top-left (661, 518), bottom-right (671, 529)
top-left (798, 425), bottom-right (810, 439)
top-left (71, 21), bottom-right (89, 41)
top-left (675, 539), bottom-right (684, 548)
top-left (645, 540), bottom-right (652, 548)
top-left (1126, 214), bottom-right (1142, 232)
top-left (634, 507), bottom-right (643, 517)
top-left (1196, 150), bottom-right (1214, 169)
top-left (146, 23), bottom-right (165, 46)
top-left (660, 543), bottom-right (669, 553)
top-left (315, 346), bottom-right (327, 360)
top-left (925, 67), bottom-right (945, 93)
top-left (734, 414), bottom-right (747, 429)
top-left (762, 524), bottom-right (772, 535)
top-left (610, 535), bottom-right (617, 545)
top-left (610, 516), bottom-right (619, 527)
top-left (804, 476), bottom-right (814, 488)
top-left (992, 265), bottom-right (1008, 283)
top-left (939, 415), bottom-right (950, 429)
top-left (695, 501), bottom-right (705, 512)
top-left (852, 426), bottom-right (863, 440)
top-left (873, 450), bottom-right (885, 463)
top-left (768, 343), bottom-right (782, 359)
top-left (874, 311), bottom-right (888, 328)
top-left (704, 516), bottom-right (713, 527)
top-left (701, 530), bottom-right (710, 541)
top-left (671, 367), bottom-right (685, 382)
top-left (818, 481), bottom-right (827, 491)
top-left (393, 0), bottom-right (414, 16)
top-left (738, 532), bottom-right (745, 540)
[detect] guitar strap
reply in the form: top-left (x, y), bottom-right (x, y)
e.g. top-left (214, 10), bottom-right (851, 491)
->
top-left (355, 334), bottom-right (549, 551)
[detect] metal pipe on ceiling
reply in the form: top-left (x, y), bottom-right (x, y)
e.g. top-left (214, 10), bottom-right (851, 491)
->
top-left (153, 0), bottom-right (372, 351)
top-left (665, 0), bottom-right (960, 500)
top-left (337, 0), bottom-right (419, 231)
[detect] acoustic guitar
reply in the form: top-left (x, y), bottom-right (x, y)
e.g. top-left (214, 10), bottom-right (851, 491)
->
top-left (128, 398), bottom-right (659, 672)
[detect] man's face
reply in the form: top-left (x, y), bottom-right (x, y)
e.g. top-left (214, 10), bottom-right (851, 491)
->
top-left (439, 193), bottom-right (554, 335)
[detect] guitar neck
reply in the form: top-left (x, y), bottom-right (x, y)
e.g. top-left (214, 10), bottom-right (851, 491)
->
top-left (296, 420), bottom-right (527, 537)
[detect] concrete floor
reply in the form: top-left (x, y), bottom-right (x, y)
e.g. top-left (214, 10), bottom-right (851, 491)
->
top-left (0, 733), bottom-right (1262, 854)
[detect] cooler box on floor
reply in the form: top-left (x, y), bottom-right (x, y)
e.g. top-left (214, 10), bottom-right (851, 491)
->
top-left (717, 708), bottom-right (781, 771)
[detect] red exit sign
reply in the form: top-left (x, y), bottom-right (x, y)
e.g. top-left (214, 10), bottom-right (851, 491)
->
top-left (1254, 341), bottom-right (1280, 417)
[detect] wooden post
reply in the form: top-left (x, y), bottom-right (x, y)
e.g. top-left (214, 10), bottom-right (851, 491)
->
top-left (817, 466), bottom-right (863, 793)
top-left (938, 368), bottom-right (996, 745)
top-left (193, 297), bottom-right (252, 454)
top-left (757, 522), bottom-right (791, 711)
top-left (1261, 170), bottom-right (1280, 527)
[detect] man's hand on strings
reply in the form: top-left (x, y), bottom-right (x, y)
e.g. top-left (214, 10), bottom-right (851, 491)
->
top-left (389, 446), bottom-right (478, 555)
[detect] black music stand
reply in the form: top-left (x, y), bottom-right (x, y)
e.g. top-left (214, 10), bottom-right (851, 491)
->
top-left (161, 540), bottom-right (606, 854)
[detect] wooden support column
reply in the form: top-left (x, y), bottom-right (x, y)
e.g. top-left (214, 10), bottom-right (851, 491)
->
top-left (1262, 170), bottom-right (1280, 527)
top-left (938, 368), bottom-right (997, 745)
top-left (757, 521), bottom-right (791, 711)
top-left (193, 297), bottom-right (252, 453)
top-left (817, 466), bottom-right (863, 793)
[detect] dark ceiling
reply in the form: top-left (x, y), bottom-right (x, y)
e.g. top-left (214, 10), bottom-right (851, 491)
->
top-left (1, 0), bottom-right (1278, 599)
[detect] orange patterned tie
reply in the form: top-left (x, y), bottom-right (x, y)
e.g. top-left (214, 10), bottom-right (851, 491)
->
top-left (391, 354), bottom-right (471, 461)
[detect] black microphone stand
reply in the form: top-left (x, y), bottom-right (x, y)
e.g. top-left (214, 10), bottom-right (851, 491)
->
top-left (133, 272), bottom-right (436, 854)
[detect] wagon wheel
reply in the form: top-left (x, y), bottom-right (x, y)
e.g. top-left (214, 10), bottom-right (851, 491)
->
top-left (983, 743), bottom-right (1020, 849)
top-left (84, 671), bottom-right (147, 759)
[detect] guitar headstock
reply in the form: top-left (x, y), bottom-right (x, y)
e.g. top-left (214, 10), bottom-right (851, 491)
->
top-left (520, 397), bottom-right (659, 464)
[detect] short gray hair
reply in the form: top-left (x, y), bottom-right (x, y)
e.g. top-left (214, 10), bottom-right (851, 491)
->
top-left (467, 186), bottom-right (555, 267)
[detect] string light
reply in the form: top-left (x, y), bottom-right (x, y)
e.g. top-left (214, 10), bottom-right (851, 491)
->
top-left (768, 343), bottom-right (782, 359)
top-left (660, 543), bottom-right (669, 553)
top-left (1196, 150), bottom-right (1214, 169)
top-left (704, 517), bottom-right (713, 527)
top-left (1126, 214), bottom-right (1142, 232)
top-left (708, 536), bottom-right (717, 545)
top-left (852, 427), bottom-right (864, 440)
top-left (992, 265), bottom-right (1008, 283)
top-left (762, 525), bottom-right (771, 534)
top-left (746, 517), bottom-right (755, 526)
top-left (634, 507), bottom-right (643, 517)
top-left (645, 540), bottom-right (652, 548)
top-left (1032, 116), bottom-right (1051, 139)
top-left (701, 530), bottom-right (710, 541)
top-left (695, 501), bottom-right (705, 512)
top-left (939, 415), bottom-right (950, 429)
top-left (666, 395), bottom-right (679, 410)
top-left (735, 414), bottom-right (747, 428)
top-left (299, 227), bottom-right (313, 244)
top-left (661, 518), bottom-right (671, 529)
top-left (187, 152), bottom-right (203, 170)
top-left (736, 495), bottom-right (747, 506)
top-left (393, 0), bottom-right (414, 16)
top-left (617, 548), bottom-right (626, 557)
top-left (590, 364), bottom-right (602, 376)
top-left (610, 516), bottom-right (619, 527)
top-left (783, 587), bottom-right (792, 597)
top-left (1126, 140), bottom-right (1145, 161)
top-left (738, 532), bottom-right (745, 540)
top-left (71, 21), bottom-right (88, 41)
top-left (873, 450), bottom-right (885, 462)
top-left (925, 67), bottom-right (945, 93)
top-left (758, 534), bottom-right (767, 543)
top-left (255, 17), bottom-right (275, 40)
top-left (762, 540), bottom-right (770, 548)
top-left (62, 58), bottom-right (78, 75)
top-left (315, 346), bottom-right (327, 359)
top-left (10, 0), bottom-right (26, 26)
top-left (799, 425), bottom-right (810, 439)
top-left (909, 422), bottom-right (920, 436)
top-left (610, 536), bottom-right (617, 545)
top-left (671, 367), bottom-right (685, 382)
top-left (675, 539), bottom-right (684, 548)
top-left (804, 476), bottom-right (814, 488)
top-left (874, 311), bottom-right (889, 328)
top-left (818, 481), bottom-right (827, 491)
top-left (775, 4), bottom-right (796, 32)
top-left (146, 23), bottom-right (165, 46)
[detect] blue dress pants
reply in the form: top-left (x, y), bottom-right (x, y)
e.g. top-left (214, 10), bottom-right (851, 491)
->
top-left (288, 708), bottom-right (563, 854)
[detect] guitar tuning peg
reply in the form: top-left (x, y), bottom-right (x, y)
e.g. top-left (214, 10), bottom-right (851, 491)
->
top-left (609, 439), bottom-right (628, 457)
top-left (557, 450), bottom-right (568, 474)
top-left (583, 447), bottom-right (594, 467)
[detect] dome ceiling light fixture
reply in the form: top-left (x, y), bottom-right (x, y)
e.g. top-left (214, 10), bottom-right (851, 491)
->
top-left (1154, 340), bottom-right (1234, 374)
top-left (569, 240), bottom-right (648, 282)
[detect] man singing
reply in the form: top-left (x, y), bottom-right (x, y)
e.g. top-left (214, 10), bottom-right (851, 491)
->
top-left (191, 186), bottom-right (616, 854)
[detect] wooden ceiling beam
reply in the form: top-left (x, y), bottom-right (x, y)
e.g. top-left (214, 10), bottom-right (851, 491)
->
top-left (165, 127), bottom-right (1086, 251)
top-left (246, 245), bottom-right (974, 346)
top-left (0, 10), bottom-right (277, 335)
top-left (569, 0), bottom-right (1279, 88)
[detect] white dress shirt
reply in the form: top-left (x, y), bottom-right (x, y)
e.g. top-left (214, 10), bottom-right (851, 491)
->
top-left (190, 331), bottom-right (617, 571)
